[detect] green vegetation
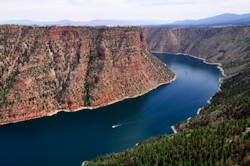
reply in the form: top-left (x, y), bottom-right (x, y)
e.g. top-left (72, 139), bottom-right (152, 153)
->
top-left (82, 32), bottom-right (105, 107)
top-left (88, 66), bottom-right (250, 165)
top-left (88, 118), bottom-right (250, 165)
top-left (176, 67), bottom-right (250, 131)
top-left (82, 50), bottom-right (92, 107)
top-left (0, 74), bottom-right (15, 109)
top-left (83, 85), bottom-right (90, 107)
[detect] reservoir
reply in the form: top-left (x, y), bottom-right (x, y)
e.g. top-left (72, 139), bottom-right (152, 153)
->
top-left (0, 54), bottom-right (221, 166)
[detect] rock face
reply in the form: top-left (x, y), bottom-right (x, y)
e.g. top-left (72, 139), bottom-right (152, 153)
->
top-left (143, 26), bottom-right (250, 76)
top-left (0, 25), bottom-right (174, 124)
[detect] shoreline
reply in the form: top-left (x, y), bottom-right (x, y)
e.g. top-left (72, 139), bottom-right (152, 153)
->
top-left (80, 51), bottom-right (226, 165)
top-left (1, 51), bottom-right (223, 136)
top-left (152, 51), bottom-right (225, 77)
top-left (175, 53), bottom-right (226, 77)
top-left (152, 51), bottom-right (225, 134)
top-left (0, 75), bottom-right (176, 126)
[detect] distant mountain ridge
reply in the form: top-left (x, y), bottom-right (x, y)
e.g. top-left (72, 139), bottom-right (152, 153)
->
top-left (0, 19), bottom-right (168, 26)
top-left (173, 13), bottom-right (250, 25)
top-left (1, 13), bottom-right (250, 26)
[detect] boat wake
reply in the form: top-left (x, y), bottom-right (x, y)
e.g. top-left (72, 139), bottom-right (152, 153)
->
top-left (112, 123), bottom-right (122, 129)
top-left (112, 120), bottom-right (137, 129)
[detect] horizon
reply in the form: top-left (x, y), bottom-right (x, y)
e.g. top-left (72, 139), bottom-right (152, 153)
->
top-left (0, 13), bottom-right (249, 23)
top-left (1, 0), bottom-right (250, 22)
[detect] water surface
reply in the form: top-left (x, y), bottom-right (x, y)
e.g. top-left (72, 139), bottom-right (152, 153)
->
top-left (0, 54), bottom-right (221, 166)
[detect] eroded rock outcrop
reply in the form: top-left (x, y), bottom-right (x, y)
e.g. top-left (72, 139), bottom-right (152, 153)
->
top-left (0, 25), bottom-right (174, 124)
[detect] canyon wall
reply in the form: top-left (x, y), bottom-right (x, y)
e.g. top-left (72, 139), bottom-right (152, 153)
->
top-left (0, 25), bottom-right (174, 124)
top-left (144, 26), bottom-right (250, 76)
top-left (144, 26), bottom-right (250, 131)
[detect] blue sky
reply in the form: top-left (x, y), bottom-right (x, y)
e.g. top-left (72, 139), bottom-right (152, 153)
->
top-left (0, 0), bottom-right (250, 21)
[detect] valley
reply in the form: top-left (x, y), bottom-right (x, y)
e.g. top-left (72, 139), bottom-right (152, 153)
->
top-left (0, 53), bottom-right (221, 166)
top-left (0, 25), bottom-right (249, 165)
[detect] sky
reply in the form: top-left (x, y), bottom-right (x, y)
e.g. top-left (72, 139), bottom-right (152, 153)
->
top-left (0, 0), bottom-right (250, 22)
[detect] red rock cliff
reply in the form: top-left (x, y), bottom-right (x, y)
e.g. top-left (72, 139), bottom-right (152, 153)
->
top-left (0, 25), bottom-right (174, 124)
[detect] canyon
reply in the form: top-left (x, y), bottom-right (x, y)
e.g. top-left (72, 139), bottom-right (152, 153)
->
top-left (143, 26), bottom-right (250, 130)
top-left (143, 26), bottom-right (250, 76)
top-left (4, 25), bottom-right (248, 126)
top-left (0, 25), bottom-right (174, 125)
top-left (89, 26), bottom-right (250, 165)
top-left (0, 25), bottom-right (249, 165)
top-left (0, 53), bottom-right (221, 166)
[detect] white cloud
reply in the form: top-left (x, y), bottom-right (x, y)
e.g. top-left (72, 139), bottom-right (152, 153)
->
top-left (0, 0), bottom-right (249, 21)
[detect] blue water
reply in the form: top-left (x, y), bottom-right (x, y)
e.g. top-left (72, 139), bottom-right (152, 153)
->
top-left (0, 54), bottom-right (221, 166)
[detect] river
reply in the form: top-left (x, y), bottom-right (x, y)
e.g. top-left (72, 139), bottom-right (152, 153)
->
top-left (0, 53), bottom-right (221, 166)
